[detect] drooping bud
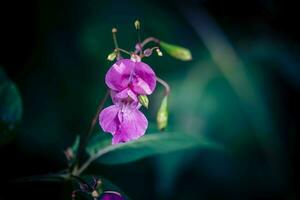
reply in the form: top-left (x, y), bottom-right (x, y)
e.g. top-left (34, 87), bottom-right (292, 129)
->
top-left (134, 20), bottom-right (140, 30)
top-left (138, 95), bottom-right (149, 108)
top-left (135, 43), bottom-right (142, 52)
top-left (156, 48), bottom-right (163, 56)
top-left (107, 50), bottom-right (117, 61)
top-left (143, 48), bottom-right (152, 57)
top-left (157, 96), bottom-right (168, 130)
top-left (159, 41), bottom-right (192, 61)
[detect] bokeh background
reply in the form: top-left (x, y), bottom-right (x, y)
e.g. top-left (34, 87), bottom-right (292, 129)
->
top-left (0, 0), bottom-right (298, 199)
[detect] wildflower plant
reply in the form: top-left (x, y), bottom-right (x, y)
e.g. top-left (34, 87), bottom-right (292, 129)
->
top-left (17, 20), bottom-right (217, 200)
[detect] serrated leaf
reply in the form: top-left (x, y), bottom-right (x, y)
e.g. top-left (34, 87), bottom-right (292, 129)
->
top-left (0, 67), bottom-right (22, 145)
top-left (86, 133), bottom-right (220, 165)
top-left (160, 41), bottom-right (192, 61)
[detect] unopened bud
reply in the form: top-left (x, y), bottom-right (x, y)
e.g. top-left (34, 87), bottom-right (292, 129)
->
top-left (107, 51), bottom-right (117, 61)
top-left (138, 95), bottom-right (149, 108)
top-left (156, 48), bottom-right (163, 56)
top-left (92, 190), bottom-right (99, 198)
top-left (157, 96), bottom-right (168, 130)
top-left (143, 48), bottom-right (152, 57)
top-left (159, 41), bottom-right (192, 61)
top-left (134, 20), bottom-right (140, 30)
top-left (135, 43), bottom-right (142, 51)
top-left (112, 28), bottom-right (117, 33)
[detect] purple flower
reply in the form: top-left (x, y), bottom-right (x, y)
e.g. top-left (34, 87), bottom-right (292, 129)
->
top-left (99, 92), bottom-right (147, 144)
top-left (99, 59), bottom-right (156, 144)
top-left (99, 191), bottom-right (123, 200)
top-left (105, 59), bottom-right (156, 98)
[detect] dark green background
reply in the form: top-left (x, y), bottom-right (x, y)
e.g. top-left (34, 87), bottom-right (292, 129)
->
top-left (0, 0), bottom-right (298, 199)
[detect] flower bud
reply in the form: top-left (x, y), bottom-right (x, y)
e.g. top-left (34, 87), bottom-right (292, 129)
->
top-left (156, 48), bottom-right (163, 56)
top-left (112, 28), bottom-right (117, 33)
top-left (143, 48), bottom-right (152, 57)
top-left (107, 51), bottom-right (117, 61)
top-left (138, 95), bottom-right (149, 108)
top-left (134, 20), bottom-right (140, 30)
top-left (157, 96), bottom-right (168, 130)
top-left (135, 43), bottom-right (142, 51)
top-left (159, 41), bottom-right (192, 61)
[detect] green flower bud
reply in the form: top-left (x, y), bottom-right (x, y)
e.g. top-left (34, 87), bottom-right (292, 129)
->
top-left (138, 95), bottom-right (149, 109)
top-left (160, 41), bottom-right (192, 61)
top-left (156, 48), bottom-right (163, 56)
top-left (157, 96), bottom-right (168, 131)
top-left (134, 20), bottom-right (140, 30)
top-left (107, 51), bottom-right (117, 61)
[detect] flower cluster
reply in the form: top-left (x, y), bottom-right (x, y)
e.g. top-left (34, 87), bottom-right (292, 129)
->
top-left (99, 59), bottom-right (156, 144)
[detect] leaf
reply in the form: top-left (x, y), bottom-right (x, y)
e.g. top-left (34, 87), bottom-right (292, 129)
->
top-left (0, 67), bottom-right (22, 145)
top-left (86, 133), bottom-right (220, 165)
top-left (71, 135), bottom-right (80, 154)
top-left (64, 135), bottom-right (80, 162)
top-left (160, 41), bottom-right (192, 61)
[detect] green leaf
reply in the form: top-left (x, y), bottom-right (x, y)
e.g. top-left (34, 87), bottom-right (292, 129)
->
top-left (0, 67), bottom-right (22, 145)
top-left (64, 135), bottom-right (80, 162)
top-left (160, 41), bottom-right (192, 61)
top-left (71, 135), bottom-right (80, 154)
top-left (86, 133), bottom-right (220, 165)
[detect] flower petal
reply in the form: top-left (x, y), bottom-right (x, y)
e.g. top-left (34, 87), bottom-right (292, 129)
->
top-left (105, 59), bottom-right (135, 91)
top-left (99, 105), bottom-right (120, 135)
top-left (112, 107), bottom-right (147, 144)
top-left (132, 61), bottom-right (156, 95)
top-left (100, 191), bottom-right (123, 200)
top-left (112, 88), bottom-right (138, 103)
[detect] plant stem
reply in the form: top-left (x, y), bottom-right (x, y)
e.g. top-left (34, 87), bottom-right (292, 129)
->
top-left (156, 77), bottom-right (170, 96)
top-left (112, 28), bottom-right (123, 60)
top-left (115, 48), bottom-right (131, 56)
top-left (75, 145), bottom-right (117, 175)
top-left (135, 37), bottom-right (160, 54)
top-left (112, 28), bottom-right (119, 49)
top-left (72, 90), bottom-right (110, 175)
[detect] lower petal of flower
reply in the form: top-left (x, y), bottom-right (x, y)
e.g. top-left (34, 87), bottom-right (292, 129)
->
top-left (99, 105), bottom-right (120, 135)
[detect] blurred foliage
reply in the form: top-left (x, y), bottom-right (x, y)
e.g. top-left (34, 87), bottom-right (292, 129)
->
top-left (1, 0), bottom-right (298, 199)
top-left (0, 67), bottom-right (22, 145)
top-left (86, 132), bottom-right (219, 165)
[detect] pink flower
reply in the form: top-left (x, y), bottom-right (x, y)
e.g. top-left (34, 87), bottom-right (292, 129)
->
top-left (99, 101), bottom-right (148, 144)
top-left (99, 59), bottom-right (156, 144)
top-left (105, 59), bottom-right (156, 98)
top-left (99, 91), bottom-right (147, 144)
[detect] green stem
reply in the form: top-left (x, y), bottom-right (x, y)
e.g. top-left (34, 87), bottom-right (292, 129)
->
top-left (72, 90), bottom-right (110, 175)
top-left (135, 37), bottom-right (160, 54)
top-left (115, 48), bottom-right (132, 56)
top-left (156, 77), bottom-right (170, 96)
